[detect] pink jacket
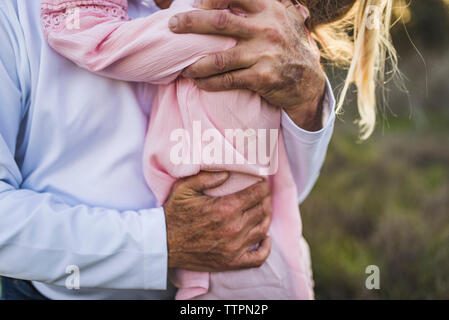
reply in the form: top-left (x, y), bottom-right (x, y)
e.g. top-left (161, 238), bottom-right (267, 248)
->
top-left (41, 0), bottom-right (314, 299)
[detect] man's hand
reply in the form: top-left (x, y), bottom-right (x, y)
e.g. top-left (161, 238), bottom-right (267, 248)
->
top-left (169, 0), bottom-right (326, 131)
top-left (164, 171), bottom-right (272, 272)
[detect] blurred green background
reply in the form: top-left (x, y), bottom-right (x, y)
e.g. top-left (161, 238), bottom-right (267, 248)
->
top-left (301, 0), bottom-right (449, 299)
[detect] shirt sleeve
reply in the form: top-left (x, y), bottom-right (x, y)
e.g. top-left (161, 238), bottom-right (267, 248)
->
top-left (0, 4), bottom-right (168, 291)
top-left (41, 0), bottom-right (235, 84)
top-left (281, 78), bottom-right (336, 204)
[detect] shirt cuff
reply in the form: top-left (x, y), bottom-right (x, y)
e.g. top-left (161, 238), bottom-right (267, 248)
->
top-left (281, 77), bottom-right (336, 144)
top-left (141, 206), bottom-right (168, 290)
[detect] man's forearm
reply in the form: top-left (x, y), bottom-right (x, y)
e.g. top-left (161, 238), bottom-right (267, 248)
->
top-left (0, 186), bottom-right (168, 290)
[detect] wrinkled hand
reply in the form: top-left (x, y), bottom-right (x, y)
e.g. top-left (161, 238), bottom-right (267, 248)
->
top-left (169, 0), bottom-right (326, 131)
top-left (164, 171), bottom-right (272, 272)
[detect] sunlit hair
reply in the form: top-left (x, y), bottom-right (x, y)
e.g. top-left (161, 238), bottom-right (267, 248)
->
top-left (297, 0), bottom-right (398, 139)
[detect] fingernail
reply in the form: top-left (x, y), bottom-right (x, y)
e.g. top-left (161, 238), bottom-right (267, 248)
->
top-left (168, 16), bottom-right (178, 30)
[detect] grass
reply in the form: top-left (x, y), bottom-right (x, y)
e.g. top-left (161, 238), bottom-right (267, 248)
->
top-left (300, 115), bottom-right (449, 299)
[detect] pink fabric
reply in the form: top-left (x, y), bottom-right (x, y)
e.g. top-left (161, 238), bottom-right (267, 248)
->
top-left (41, 0), bottom-right (314, 299)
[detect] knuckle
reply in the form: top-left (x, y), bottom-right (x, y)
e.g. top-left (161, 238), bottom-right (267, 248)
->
top-left (258, 68), bottom-right (274, 85)
top-left (210, 208), bottom-right (225, 225)
top-left (210, 217), bottom-right (223, 230)
top-left (259, 68), bottom-right (280, 88)
top-left (223, 72), bottom-right (246, 89)
top-left (233, 191), bottom-right (245, 205)
top-left (223, 73), bottom-right (235, 88)
top-left (213, 53), bottom-right (226, 72)
top-left (260, 48), bottom-right (281, 62)
top-left (214, 11), bottom-right (230, 30)
top-left (233, 75), bottom-right (247, 89)
top-left (263, 26), bottom-right (284, 44)
top-left (225, 223), bottom-right (241, 237)
top-left (219, 200), bottom-right (236, 215)
top-left (214, 50), bottom-right (240, 71)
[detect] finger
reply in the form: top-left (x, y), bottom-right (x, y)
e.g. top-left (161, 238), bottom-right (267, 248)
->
top-left (169, 10), bottom-right (254, 38)
top-left (221, 180), bottom-right (270, 213)
top-left (238, 236), bottom-right (272, 268)
top-left (243, 206), bottom-right (271, 248)
top-left (194, 0), bottom-right (263, 13)
top-left (240, 201), bottom-right (264, 231)
top-left (183, 47), bottom-right (257, 79)
top-left (241, 196), bottom-right (272, 232)
top-left (183, 171), bottom-right (230, 193)
top-left (194, 68), bottom-right (256, 91)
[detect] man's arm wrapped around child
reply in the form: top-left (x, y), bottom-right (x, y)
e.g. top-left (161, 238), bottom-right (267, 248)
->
top-left (41, 0), bottom-right (235, 84)
top-left (40, 0), bottom-right (318, 301)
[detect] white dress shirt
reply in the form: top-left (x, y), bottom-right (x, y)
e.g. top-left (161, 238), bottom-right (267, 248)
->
top-left (0, 0), bottom-right (335, 299)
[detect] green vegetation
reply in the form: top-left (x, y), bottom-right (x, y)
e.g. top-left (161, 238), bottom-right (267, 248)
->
top-left (301, 121), bottom-right (449, 299)
top-left (301, 0), bottom-right (449, 299)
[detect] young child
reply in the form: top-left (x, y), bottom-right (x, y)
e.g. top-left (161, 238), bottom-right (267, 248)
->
top-left (41, 0), bottom-right (395, 299)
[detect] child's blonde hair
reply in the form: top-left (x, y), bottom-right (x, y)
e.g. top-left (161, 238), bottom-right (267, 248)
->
top-left (299, 0), bottom-right (398, 139)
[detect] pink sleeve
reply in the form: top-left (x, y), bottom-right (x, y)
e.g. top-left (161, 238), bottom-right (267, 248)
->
top-left (41, 0), bottom-right (235, 84)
